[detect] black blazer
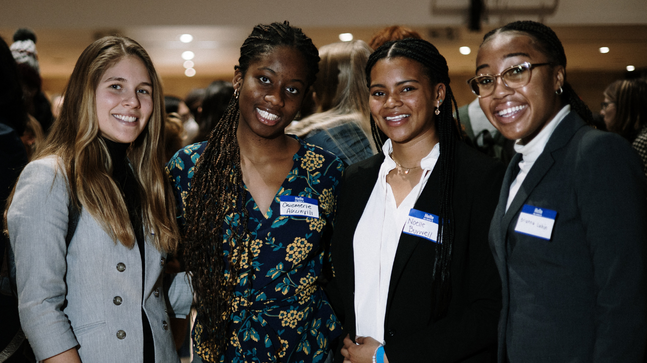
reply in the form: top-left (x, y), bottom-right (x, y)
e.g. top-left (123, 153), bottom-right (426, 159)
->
top-left (329, 141), bottom-right (505, 362)
top-left (489, 111), bottom-right (647, 362)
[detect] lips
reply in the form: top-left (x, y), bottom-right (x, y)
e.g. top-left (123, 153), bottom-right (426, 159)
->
top-left (256, 108), bottom-right (281, 126)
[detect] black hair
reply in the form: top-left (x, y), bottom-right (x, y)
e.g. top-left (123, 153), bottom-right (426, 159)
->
top-left (366, 37), bottom-right (460, 320)
top-left (164, 95), bottom-right (183, 115)
top-left (482, 20), bottom-right (594, 124)
top-left (195, 80), bottom-right (234, 143)
top-left (0, 36), bottom-right (28, 136)
top-left (183, 21), bottom-right (320, 360)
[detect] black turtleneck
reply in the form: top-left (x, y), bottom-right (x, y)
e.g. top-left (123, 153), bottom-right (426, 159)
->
top-left (104, 138), bottom-right (154, 363)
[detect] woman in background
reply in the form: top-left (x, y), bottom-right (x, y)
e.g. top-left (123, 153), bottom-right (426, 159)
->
top-left (287, 40), bottom-right (376, 165)
top-left (6, 36), bottom-right (192, 363)
top-left (600, 78), bottom-right (647, 172)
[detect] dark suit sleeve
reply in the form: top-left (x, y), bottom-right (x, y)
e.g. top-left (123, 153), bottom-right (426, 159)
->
top-left (576, 133), bottom-right (647, 362)
top-left (385, 157), bottom-right (505, 362)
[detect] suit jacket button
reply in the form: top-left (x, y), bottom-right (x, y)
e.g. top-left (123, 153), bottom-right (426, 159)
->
top-left (162, 321), bottom-right (168, 330)
top-left (113, 296), bottom-right (122, 305)
top-left (116, 330), bottom-right (126, 339)
top-left (116, 263), bottom-right (126, 272)
top-left (388, 329), bottom-right (396, 337)
top-left (153, 288), bottom-right (160, 297)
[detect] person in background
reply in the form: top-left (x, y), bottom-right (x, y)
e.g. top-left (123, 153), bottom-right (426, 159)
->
top-left (6, 36), bottom-right (192, 363)
top-left (165, 95), bottom-right (199, 146)
top-left (0, 35), bottom-right (32, 363)
top-left (286, 40), bottom-right (376, 165)
top-left (167, 21), bottom-right (343, 362)
top-left (10, 28), bottom-right (53, 134)
top-left (331, 37), bottom-right (504, 363)
top-left (368, 25), bottom-right (422, 50)
top-left (194, 80), bottom-right (234, 143)
top-left (601, 78), bottom-right (647, 173)
top-left (470, 20), bottom-right (647, 362)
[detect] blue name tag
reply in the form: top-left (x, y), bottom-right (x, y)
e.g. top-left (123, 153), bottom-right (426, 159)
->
top-left (279, 196), bottom-right (319, 218)
top-left (514, 204), bottom-right (557, 240)
top-left (402, 209), bottom-right (440, 243)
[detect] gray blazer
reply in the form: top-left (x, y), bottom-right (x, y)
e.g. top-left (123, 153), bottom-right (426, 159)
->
top-left (489, 112), bottom-right (647, 362)
top-left (7, 156), bottom-right (193, 363)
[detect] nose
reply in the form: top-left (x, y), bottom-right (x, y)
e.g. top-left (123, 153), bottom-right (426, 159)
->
top-left (492, 76), bottom-right (514, 99)
top-left (122, 91), bottom-right (141, 108)
top-left (384, 93), bottom-right (401, 109)
top-left (264, 87), bottom-right (284, 107)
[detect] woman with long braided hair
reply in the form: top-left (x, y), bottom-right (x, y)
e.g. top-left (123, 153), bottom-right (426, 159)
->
top-left (471, 20), bottom-right (647, 362)
top-left (330, 38), bottom-right (504, 362)
top-left (166, 22), bottom-right (343, 362)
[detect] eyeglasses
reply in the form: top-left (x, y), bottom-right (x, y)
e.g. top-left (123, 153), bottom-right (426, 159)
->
top-left (467, 62), bottom-right (552, 98)
top-left (600, 101), bottom-right (615, 109)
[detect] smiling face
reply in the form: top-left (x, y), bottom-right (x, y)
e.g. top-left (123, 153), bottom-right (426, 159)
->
top-left (234, 46), bottom-right (309, 140)
top-left (95, 56), bottom-right (153, 143)
top-left (475, 32), bottom-right (564, 144)
top-left (369, 57), bottom-right (444, 146)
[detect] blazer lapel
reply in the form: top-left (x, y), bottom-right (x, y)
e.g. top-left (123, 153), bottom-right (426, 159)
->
top-left (491, 153), bottom-right (521, 258)
top-left (500, 112), bottom-right (586, 243)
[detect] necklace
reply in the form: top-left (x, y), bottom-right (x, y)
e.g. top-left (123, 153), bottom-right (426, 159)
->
top-left (390, 153), bottom-right (420, 175)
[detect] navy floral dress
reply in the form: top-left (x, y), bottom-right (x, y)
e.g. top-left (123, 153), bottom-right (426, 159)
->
top-left (166, 136), bottom-right (343, 363)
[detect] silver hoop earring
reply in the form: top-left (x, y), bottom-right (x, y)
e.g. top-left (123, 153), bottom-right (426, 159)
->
top-left (555, 87), bottom-right (563, 95)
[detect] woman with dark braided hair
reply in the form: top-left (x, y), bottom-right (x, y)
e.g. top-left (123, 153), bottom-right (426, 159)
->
top-left (329, 38), bottom-right (504, 362)
top-left (166, 22), bottom-right (343, 362)
top-left (470, 20), bottom-right (647, 362)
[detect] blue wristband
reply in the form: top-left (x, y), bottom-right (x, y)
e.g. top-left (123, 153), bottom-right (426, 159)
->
top-left (376, 346), bottom-right (385, 363)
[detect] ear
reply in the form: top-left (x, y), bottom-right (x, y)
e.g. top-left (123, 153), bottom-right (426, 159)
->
top-left (232, 69), bottom-right (243, 93)
top-left (553, 65), bottom-right (565, 92)
top-left (434, 83), bottom-right (446, 104)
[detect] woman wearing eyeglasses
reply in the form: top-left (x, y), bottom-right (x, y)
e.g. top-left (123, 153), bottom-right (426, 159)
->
top-left (469, 20), bottom-right (647, 362)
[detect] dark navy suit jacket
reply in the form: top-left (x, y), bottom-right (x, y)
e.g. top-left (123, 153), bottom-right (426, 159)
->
top-left (489, 111), bottom-right (647, 363)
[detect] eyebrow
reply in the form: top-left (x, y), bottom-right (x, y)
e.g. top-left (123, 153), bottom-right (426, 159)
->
top-left (369, 79), bottom-right (420, 89)
top-left (258, 66), bottom-right (306, 86)
top-left (475, 52), bottom-right (531, 73)
top-left (103, 76), bottom-right (152, 88)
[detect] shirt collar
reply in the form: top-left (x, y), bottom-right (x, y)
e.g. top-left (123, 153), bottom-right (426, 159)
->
top-left (514, 104), bottom-right (571, 163)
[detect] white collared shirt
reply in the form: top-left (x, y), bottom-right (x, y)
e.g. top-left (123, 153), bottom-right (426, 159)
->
top-left (506, 105), bottom-right (571, 211)
top-left (353, 139), bottom-right (440, 343)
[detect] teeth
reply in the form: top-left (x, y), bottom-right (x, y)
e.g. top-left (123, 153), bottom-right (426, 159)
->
top-left (497, 105), bottom-right (526, 117)
top-left (386, 114), bottom-right (410, 121)
top-left (113, 114), bottom-right (137, 122)
top-left (257, 108), bottom-right (279, 121)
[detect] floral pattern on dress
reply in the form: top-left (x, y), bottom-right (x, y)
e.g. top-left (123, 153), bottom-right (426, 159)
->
top-left (166, 136), bottom-right (343, 363)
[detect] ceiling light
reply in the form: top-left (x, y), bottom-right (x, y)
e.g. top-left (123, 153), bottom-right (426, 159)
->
top-left (185, 68), bottom-right (196, 77)
top-left (599, 47), bottom-right (610, 54)
top-left (181, 51), bottom-right (195, 60)
top-left (459, 46), bottom-right (471, 55)
top-left (180, 34), bottom-right (193, 43)
top-left (339, 33), bottom-right (353, 42)
top-left (627, 65), bottom-right (636, 72)
top-left (183, 60), bottom-right (194, 69)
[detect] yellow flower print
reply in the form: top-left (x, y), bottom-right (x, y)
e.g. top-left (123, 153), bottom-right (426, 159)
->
top-left (301, 150), bottom-right (325, 172)
top-left (278, 337), bottom-right (289, 358)
top-left (308, 217), bottom-right (325, 232)
top-left (285, 237), bottom-right (313, 266)
top-left (250, 239), bottom-right (263, 258)
top-left (318, 188), bottom-right (334, 215)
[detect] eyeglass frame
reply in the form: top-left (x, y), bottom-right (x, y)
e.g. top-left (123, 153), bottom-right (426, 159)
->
top-left (467, 62), bottom-right (553, 98)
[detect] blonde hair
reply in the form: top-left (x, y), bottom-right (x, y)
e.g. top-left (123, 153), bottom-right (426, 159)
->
top-left (288, 40), bottom-right (375, 152)
top-left (14, 36), bottom-right (179, 252)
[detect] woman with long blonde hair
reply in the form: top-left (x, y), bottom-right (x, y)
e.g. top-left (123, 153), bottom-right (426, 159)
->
top-left (6, 36), bottom-right (192, 363)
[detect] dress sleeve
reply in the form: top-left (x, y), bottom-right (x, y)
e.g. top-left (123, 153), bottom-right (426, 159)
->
top-left (6, 158), bottom-right (79, 360)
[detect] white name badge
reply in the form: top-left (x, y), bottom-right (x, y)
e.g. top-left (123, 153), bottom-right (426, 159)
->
top-left (279, 196), bottom-right (319, 218)
top-left (402, 209), bottom-right (440, 243)
top-left (514, 204), bottom-right (557, 240)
